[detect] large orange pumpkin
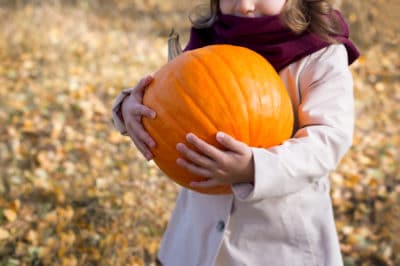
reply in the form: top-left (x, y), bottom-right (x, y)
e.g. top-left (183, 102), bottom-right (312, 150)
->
top-left (142, 44), bottom-right (293, 194)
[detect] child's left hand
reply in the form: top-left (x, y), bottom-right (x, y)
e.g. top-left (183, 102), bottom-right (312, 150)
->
top-left (176, 132), bottom-right (254, 189)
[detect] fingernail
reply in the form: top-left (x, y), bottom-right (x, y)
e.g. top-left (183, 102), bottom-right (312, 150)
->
top-left (176, 158), bottom-right (183, 165)
top-left (216, 132), bottom-right (224, 140)
top-left (186, 133), bottom-right (194, 141)
top-left (149, 139), bottom-right (156, 147)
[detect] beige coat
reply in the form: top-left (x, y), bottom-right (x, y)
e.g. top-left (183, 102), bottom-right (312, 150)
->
top-left (112, 44), bottom-right (354, 266)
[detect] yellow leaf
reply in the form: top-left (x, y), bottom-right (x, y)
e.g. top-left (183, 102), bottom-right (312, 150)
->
top-left (347, 234), bottom-right (358, 246)
top-left (21, 119), bottom-right (36, 133)
top-left (62, 256), bottom-right (78, 266)
top-left (60, 231), bottom-right (76, 246)
top-left (344, 174), bottom-right (360, 187)
top-left (342, 225), bottom-right (354, 235)
top-left (36, 150), bottom-right (56, 170)
top-left (375, 82), bottom-right (385, 92)
top-left (38, 246), bottom-right (51, 259)
top-left (130, 256), bottom-right (144, 266)
top-left (108, 130), bottom-right (125, 144)
top-left (146, 239), bottom-right (159, 254)
top-left (58, 246), bottom-right (67, 259)
top-left (44, 211), bottom-right (58, 224)
top-left (56, 206), bottom-right (74, 221)
top-left (358, 154), bottom-right (373, 166)
top-left (0, 228), bottom-right (10, 240)
top-left (3, 209), bottom-right (17, 222)
top-left (349, 13), bottom-right (357, 23)
top-left (368, 178), bottom-right (379, 188)
top-left (356, 55), bottom-right (366, 65)
top-left (96, 177), bottom-right (110, 189)
top-left (123, 191), bottom-right (136, 206)
top-left (11, 200), bottom-right (21, 211)
top-left (54, 186), bottom-right (66, 204)
top-left (26, 229), bottom-right (39, 245)
top-left (51, 114), bottom-right (65, 139)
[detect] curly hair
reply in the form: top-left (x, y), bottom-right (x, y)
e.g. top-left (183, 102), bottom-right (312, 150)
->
top-left (189, 0), bottom-right (342, 43)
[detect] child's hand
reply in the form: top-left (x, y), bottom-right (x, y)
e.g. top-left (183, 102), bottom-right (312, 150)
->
top-left (176, 132), bottom-right (254, 188)
top-left (121, 75), bottom-right (156, 160)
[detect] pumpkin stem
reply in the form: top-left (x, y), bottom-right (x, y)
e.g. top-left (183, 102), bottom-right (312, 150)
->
top-left (168, 29), bottom-right (183, 61)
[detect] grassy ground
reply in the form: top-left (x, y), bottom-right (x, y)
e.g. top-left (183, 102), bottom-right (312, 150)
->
top-left (0, 1), bottom-right (399, 265)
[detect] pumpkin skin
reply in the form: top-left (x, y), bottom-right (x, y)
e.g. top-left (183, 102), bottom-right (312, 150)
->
top-left (142, 44), bottom-right (294, 194)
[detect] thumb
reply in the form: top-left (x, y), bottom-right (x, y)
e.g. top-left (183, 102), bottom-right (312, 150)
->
top-left (134, 75), bottom-right (153, 95)
top-left (216, 132), bottom-right (244, 153)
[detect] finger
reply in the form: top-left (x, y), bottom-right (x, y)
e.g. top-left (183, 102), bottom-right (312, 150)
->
top-left (133, 75), bottom-right (153, 96)
top-left (190, 179), bottom-right (221, 188)
top-left (121, 99), bottom-right (156, 121)
top-left (129, 104), bottom-right (156, 119)
top-left (130, 134), bottom-right (154, 160)
top-left (176, 143), bottom-right (214, 168)
top-left (126, 124), bottom-right (155, 161)
top-left (128, 129), bottom-right (153, 159)
top-left (126, 121), bottom-right (156, 148)
top-left (185, 133), bottom-right (222, 160)
top-left (176, 158), bottom-right (212, 178)
top-left (216, 132), bottom-right (246, 153)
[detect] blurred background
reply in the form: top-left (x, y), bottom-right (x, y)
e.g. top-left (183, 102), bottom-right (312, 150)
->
top-left (0, 0), bottom-right (399, 265)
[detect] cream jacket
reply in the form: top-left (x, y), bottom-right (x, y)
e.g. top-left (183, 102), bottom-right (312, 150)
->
top-left (111, 44), bottom-right (354, 266)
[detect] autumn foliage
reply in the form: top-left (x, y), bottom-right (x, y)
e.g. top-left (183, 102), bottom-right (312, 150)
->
top-left (0, 1), bottom-right (399, 266)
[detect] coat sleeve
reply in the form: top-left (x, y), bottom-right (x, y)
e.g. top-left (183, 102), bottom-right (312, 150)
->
top-left (232, 44), bottom-right (355, 201)
top-left (111, 87), bottom-right (135, 136)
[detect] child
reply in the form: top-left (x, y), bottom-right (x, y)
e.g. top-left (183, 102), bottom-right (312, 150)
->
top-left (111, 0), bottom-right (360, 265)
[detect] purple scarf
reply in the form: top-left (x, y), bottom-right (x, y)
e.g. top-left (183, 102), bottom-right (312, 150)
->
top-left (184, 10), bottom-right (360, 71)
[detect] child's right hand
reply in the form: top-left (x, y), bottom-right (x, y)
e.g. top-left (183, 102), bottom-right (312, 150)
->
top-left (121, 75), bottom-right (156, 160)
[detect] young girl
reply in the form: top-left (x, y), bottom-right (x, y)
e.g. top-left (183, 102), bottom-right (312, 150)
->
top-left (112, 0), bottom-right (359, 265)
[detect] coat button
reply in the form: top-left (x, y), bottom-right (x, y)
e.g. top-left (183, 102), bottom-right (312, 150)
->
top-left (216, 220), bottom-right (225, 232)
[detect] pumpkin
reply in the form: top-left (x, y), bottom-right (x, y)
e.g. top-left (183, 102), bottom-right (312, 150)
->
top-left (142, 35), bottom-right (294, 195)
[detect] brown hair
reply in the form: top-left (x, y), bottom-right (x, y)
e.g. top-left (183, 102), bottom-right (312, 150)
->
top-left (189, 0), bottom-right (342, 43)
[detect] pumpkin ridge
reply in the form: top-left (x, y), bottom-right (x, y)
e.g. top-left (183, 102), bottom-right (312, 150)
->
top-left (211, 48), bottom-right (251, 142)
top-left (150, 68), bottom-right (208, 144)
top-left (171, 67), bottom-right (219, 136)
top-left (146, 118), bottom-right (177, 155)
top-left (189, 51), bottom-right (239, 136)
top-left (146, 119), bottom-right (200, 186)
top-left (157, 92), bottom-right (191, 139)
